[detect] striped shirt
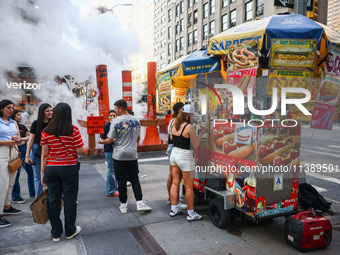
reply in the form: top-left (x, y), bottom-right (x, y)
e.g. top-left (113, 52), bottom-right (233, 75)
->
top-left (41, 126), bottom-right (84, 166)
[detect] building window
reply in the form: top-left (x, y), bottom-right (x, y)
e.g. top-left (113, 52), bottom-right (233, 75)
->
top-left (188, 32), bottom-right (192, 46)
top-left (155, 54), bottom-right (159, 62)
top-left (155, 19), bottom-right (160, 28)
top-left (256, 0), bottom-right (264, 16)
top-left (161, 39), bottom-right (166, 48)
top-left (154, 43), bottom-right (160, 51)
top-left (188, 0), bottom-right (192, 8)
top-left (176, 4), bottom-right (180, 16)
top-left (180, 19), bottom-right (184, 31)
top-left (176, 23), bottom-right (179, 34)
top-left (161, 27), bottom-right (166, 36)
top-left (181, 0), bottom-right (184, 13)
top-left (194, 9), bottom-right (198, 23)
top-left (180, 37), bottom-right (184, 49)
top-left (161, 63), bottom-right (165, 69)
top-left (161, 2), bottom-right (166, 11)
top-left (210, 20), bottom-right (215, 36)
top-left (168, 43), bottom-right (172, 55)
top-left (154, 31), bottom-right (160, 40)
top-left (161, 14), bottom-right (166, 24)
top-left (168, 26), bottom-right (171, 39)
top-left (210, 0), bottom-right (215, 14)
top-left (245, 1), bottom-right (253, 21)
top-left (230, 9), bottom-right (236, 27)
top-left (231, 0), bottom-right (236, 2)
top-left (222, 0), bottom-right (228, 7)
top-left (155, 8), bottom-right (160, 17)
top-left (176, 39), bottom-right (179, 52)
top-left (222, 13), bottom-right (228, 31)
top-left (203, 24), bottom-right (208, 39)
top-left (194, 0), bottom-right (198, 3)
top-left (161, 51), bottom-right (166, 60)
top-left (193, 29), bottom-right (198, 44)
top-left (168, 9), bottom-right (172, 22)
top-left (203, 3), bottom-right (208, 18)
top-left (188, 13), bottom-right (192, 26)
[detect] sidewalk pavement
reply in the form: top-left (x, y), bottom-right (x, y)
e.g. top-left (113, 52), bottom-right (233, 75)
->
top-left (1, 157), bottom-right (339, 255)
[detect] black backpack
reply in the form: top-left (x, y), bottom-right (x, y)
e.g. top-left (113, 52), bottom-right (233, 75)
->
top-left (299, 183), bottom-right (334, 215)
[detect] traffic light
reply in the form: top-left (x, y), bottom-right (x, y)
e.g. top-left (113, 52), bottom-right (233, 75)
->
top-left (307, 0), bottom-right (318, 20)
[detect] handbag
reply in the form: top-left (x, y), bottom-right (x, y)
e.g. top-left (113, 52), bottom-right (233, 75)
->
top-left (8, 146), bottom-right (22, 172)
top-left (34, 144), bottom-right (42, 158)
top-left (30, 189), bottom-right (49, 224)
top-left (57, 136), bottom-right (80, 170)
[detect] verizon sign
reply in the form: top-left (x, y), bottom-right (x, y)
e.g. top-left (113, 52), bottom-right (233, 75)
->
top-left (6, 81), bottom-right (43, 90)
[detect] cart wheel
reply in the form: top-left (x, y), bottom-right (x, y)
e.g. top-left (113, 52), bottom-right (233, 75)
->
top-left (208, 198), bottom-right (231, 229)
top-left (194, 188), bottom-right (202, 205)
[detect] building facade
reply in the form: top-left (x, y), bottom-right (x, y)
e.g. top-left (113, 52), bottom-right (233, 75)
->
top-left (327, 0), bottom-right (340, 32)
top-left (153, 0), bottom-right (291, 70)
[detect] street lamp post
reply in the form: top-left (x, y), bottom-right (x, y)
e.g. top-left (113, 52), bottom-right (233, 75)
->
top-left (98, 3), bottom-right (132, 14)
top-left (109, 3), bottom-right (133, 12)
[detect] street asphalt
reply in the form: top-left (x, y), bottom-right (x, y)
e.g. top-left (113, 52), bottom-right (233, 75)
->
top-left (0, 126), bottom-right (339, 255)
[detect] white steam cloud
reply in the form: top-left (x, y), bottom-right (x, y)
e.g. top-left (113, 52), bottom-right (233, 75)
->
top-left (0, 0), bottom-right (140, 112)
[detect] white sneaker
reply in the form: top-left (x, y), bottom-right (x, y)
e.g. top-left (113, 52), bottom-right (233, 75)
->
top-left (170, 209), bottom-right (182, 217)
top-left (119, 203), bottom-right (128, 214)
top-left (187, 212), bottom-right (202, 221)
top-left (66, 226), bottom-right (81, 239)
top-left (52, 237), bottom-right (60, 242)
top-left (136, 201), bottom-right (152, 211)
top-left (177, 202), bottom-right (187, 210)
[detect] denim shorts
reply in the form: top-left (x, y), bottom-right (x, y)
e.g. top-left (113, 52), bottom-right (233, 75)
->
top-left (166, 144), bottom-right (174, 159)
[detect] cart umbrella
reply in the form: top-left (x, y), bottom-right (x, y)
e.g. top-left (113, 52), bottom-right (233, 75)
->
top-left (208, 13), bottom-right (340, 55)
top-left (156, 49), bottom-right (225, 89)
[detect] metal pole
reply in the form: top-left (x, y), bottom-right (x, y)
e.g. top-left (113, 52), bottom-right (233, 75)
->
top-left (294, 0), bottom-right (306, 15)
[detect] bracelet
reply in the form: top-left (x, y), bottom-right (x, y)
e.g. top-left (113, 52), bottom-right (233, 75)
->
top-left (40, 172), bottom-right (45, 175)
top-left (25, 156), bottom-right (30, 158)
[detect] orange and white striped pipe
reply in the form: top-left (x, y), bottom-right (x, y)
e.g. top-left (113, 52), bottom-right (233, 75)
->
top-left (122, 70), bottom-right (132, 111)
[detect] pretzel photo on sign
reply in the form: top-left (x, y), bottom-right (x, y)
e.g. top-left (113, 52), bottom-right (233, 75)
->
top-left (160, 96), bottom-right (171, 109)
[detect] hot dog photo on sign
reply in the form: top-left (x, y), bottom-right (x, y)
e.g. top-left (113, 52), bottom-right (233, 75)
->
top-left (211, 123), bottom-right (256, 161)
top-left (227, 39), bottom-right (259, 71)
top-left (257, 127), bottom-right (301, 167)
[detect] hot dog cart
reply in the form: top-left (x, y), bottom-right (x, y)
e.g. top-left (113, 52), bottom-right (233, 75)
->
top-left (156, 13), bottom-right (340, 228)
top-left (190, 13), bottom-right (340, 228)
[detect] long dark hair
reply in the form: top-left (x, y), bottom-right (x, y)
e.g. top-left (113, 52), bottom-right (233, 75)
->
top-left (34, 103), bottom-right (52, 143)
top-left (11, 109), bottom-right (26, 132)
top-left (0, 99), bottom-right (14, 118)
top-left (44, 103), bottom-right (73, 136)
top-left (174, 112), bottom-right (191, 131)
top-left (171, 102), bottom-right (184, 119)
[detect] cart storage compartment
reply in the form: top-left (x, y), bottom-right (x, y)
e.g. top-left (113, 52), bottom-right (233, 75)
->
top-left (285, 211), bottom-right (332, 252)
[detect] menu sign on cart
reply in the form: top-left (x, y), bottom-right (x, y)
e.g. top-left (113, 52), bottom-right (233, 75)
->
top-left (325, 45), bottom-right (340, 77)
top-left (310, 102), bottom-right (336, 130)
top-left (157, 72), bottom-right (172, 111)
top-left (316, 75), bottom-right (340, 105)
top-left (227, 39), bottom-right (259, 71)
top-left (269, 39), bottom-right (316, 69)
top-left (267, 69), bottom-right (312, 97)
top-left (227, 67), bottom-right (257, 95)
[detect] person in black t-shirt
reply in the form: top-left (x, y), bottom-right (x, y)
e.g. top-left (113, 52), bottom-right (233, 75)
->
top-left (10, 109), bottom-right (35, 203)
top-left (25, 103), bottom-right (52, 198)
